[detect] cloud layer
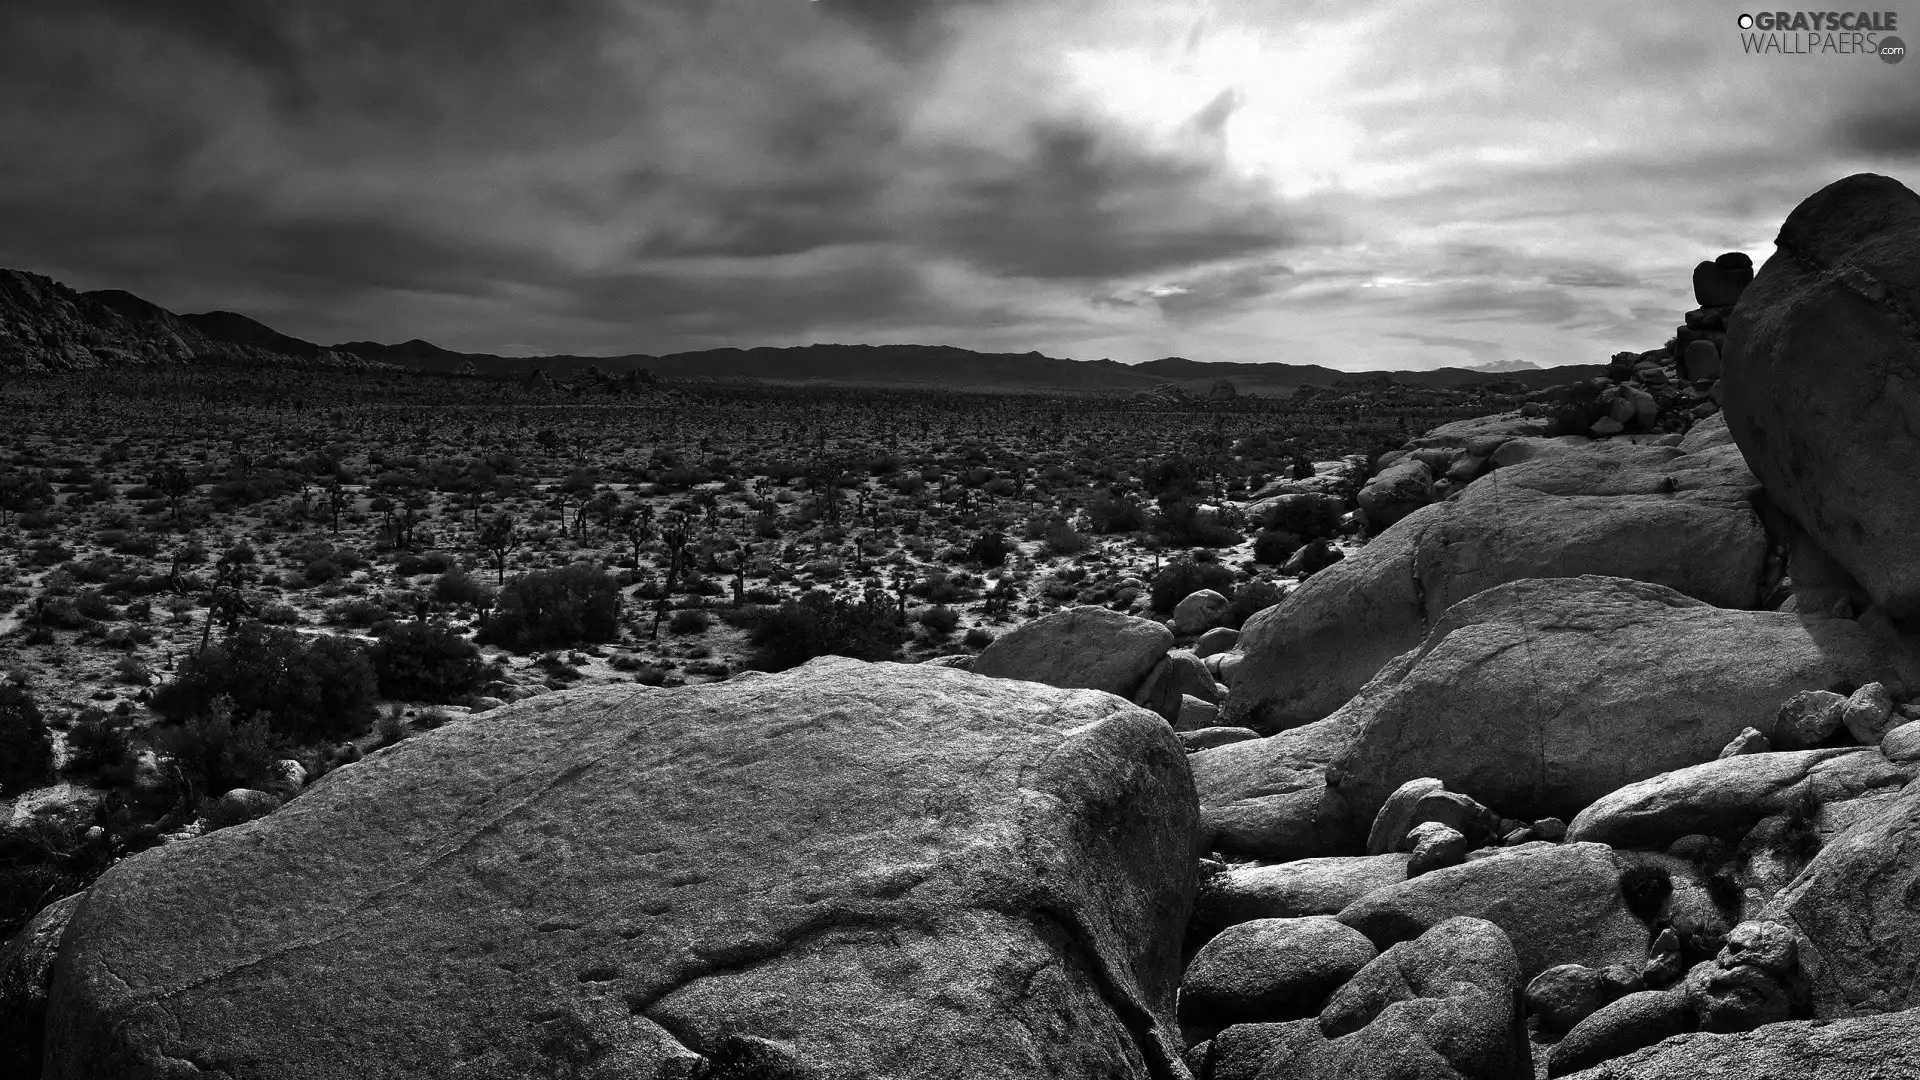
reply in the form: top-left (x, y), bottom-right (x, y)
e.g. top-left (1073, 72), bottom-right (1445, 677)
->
top-left (2, 0), bottom-right (1917, 368)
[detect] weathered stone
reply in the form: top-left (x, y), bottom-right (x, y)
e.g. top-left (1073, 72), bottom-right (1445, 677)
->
top-left (1555, 1007), bottom-right (1920, 1079)
top-left (1337, 841), bottom-right (1648, 982)
top-left (1190, 855), bottom-right (1410, 940)
top-left (1771, 689), bottom-right (1846, 749)
top-left (1356, 458), bottom-right (1433, 530)
top-left (1178, 695), bottom-right (1221, 731)
top-left (1716, 727), bottom-right (1770, 758)
top-left (1179, 727), bottom-right (1261, 753)
top-left (1841, 681), bottom-right (1896, 745)
top-left (1190, 717), bottom-right (1363, 862)
top-left (1194, 627), bottom-right (1240, 658)
top-left (208, 787), bottom-right (280, 828)
top-left (1224, 430), bottom-right (1772, 734)
top-left (1179, 917), bottom-right (1376, 1032)
top-left (1719, 173), bottom-right (1920, 620)
top-left (0, 892), bottom-right (84, 1079)
top-left (1327, 576), bottom-right (1899, 824)
top-left (1404, 822), bottom-right (1468, 877)
top-left (1682, 339), bottom-right (1722, 381)
top-left (1526, 963), bottom-right (1613, 1033)
top-left (1565, 746), bottom-right (1908, 849)
top-left (1883, 719), bottom-right (1920, 762)
top-left (1769, 777), bottom-right (1920, 1018)
top-left (1683, 958), bottom-right (1794, 1033)
top-left (973, 604), bottom-right (1173, 697)
top-left (1548, 989), bottom-right (1696, 1077)
top-left (1365, 778), bottom-right (1447, 856)
top-left (1173, 589), bottom-right (1232, 636)
top-left (41, 659), bottom-right (1200, 1079)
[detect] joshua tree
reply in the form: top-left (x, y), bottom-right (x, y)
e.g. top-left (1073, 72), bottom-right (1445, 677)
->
top-left (477, 513), bottom-right (521, 585)
top-left (150, 461), bottom-right (193, 526)
top-left (659, 512), bottom-right (691, 597)
top-left (326, 483), bottom-right (349, 533)
top-left (618, 501), bottom-right (655, 569)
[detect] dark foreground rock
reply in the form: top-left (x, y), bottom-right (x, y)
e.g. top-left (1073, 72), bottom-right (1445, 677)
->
top-left (1720, 172), bottom-right (1920, 621)
top-left (38, 658), bottom-right (1201, 1079)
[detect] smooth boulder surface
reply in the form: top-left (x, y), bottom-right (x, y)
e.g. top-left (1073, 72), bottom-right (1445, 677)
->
top-left (1327, 575), bottom-right (1899, 823)
top-left (1719, 172), bottom-right (1920, 620)
top-left (1189, 716), bottom-right (1363, 861)
top-left (1566, 747), bottom-right (1910, 849)
top-left (1225, 425), bottom-right (1770, 733)
top-left (973, 604), bottom-right (1174, 697)
top-left (40, 659), bottom-right (1201, 1080)
top-left (1190, 855), bottom-right (1411, 940)
top-left (1178, 917), bottom-right (1376, 1031)
top-left (1337, 841), bottom-right (1647, 983)
top-left (1173, 590), bottom-right (1232, 635)
top-left (1768, 777), bottom-right (1920, 1018)
top-left (1558, 1007), bottom-right (1920, 1079)
top-left (1548, 990), bottom-right (1696, 1078)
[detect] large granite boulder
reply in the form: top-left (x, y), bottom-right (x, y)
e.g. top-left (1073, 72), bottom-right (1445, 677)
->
top-left (1548, 989), bottom-right (1696, 1078)
top-left (1336, 842), bottom-right (1649, 983)
top-left (1225, 423), bottom-right (1770, 733)
top-left (1566, 747), bottom-right (1911, 849)
top-left (1326, 576), bottom-right (1900, 824)
top-left (1559, 1006), bottom-right (1920, 1079)
top-left (38, 659), bottom-right (1201, 1079)
top-left (1719, 172), bottom-right (1920, 621)
top-left (973, 604), bottom-right (1173, 697)
top-left (1178, 916), bottom-right (1376, 1033)
top-left (1767, 777), bottom-right (1920, 1018)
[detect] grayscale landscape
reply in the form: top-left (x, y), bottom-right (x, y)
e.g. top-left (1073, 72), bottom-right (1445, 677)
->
top-left (2, 3), bottom-right (1919, 1079)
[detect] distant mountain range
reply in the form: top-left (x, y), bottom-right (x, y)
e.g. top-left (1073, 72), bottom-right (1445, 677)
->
top-left (0, 267), bottom-right (1605, 394)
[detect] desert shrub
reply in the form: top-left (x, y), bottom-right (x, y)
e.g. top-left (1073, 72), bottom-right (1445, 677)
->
top-left (302, 558), bottom-right (341, 586)
top-left (64, 708), bottom-right (135, 781)
top-left (1229, 579), bottom-right (1286, 626)
top-left (962, 626), bottom-right (995, 650)
top-left (1151, 498), bottom-right (1243, 548)
top-left (733, 590), bottom-right (905, 672)
top-left (256, 601), bottom-right (301, 625)
top-left (967, 530), bottom-right (1011, 567)
top-left (477, 564), bottom-right (620, 652)
top-left (1041, 518), bottom-right (1089, 555)
top-left (1619, 864), bottom-right (1673, 920)
top-left (371, 621), bottom-right (484, 702)
top-left (917, 605), bottom-right (961, 635)
top-left (395, 550), bottom-right (458, 577)
top-left (73, 589), bottom-right (116, 621)
top-left (326, 597), bottom-right (393, 630)
top-left (668, 608), bottom-right (712, 635)
top-left (1252, 530), bottom-right (1303, 565)
top-left (0, 686), bottom-right (53, 795)
top-left (373, 704), bottom-right (410, 749)
top-left (151, 622), bottom-right (377, 740)
top-left (432, 568), bottom-right (494, 608)
top-left (1149, 558), bottom-right (1238, 614)
top-left (151, 700), bottom-right (286, 794)
top-left (112, 654), bottom-right (151, 685)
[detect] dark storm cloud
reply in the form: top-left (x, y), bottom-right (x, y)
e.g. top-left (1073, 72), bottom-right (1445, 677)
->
top-left (914, 122), bottom-right (1307, 280)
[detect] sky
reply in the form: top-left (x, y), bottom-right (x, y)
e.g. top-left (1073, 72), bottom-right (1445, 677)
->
top-left (2, 1), bottom-right (1917, 371)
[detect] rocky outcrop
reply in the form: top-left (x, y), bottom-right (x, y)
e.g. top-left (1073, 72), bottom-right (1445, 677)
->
top-left (1224, 422), bottom-right (1771, 733)
top-left (1720, 172), bottom-right (1920, 621)
top-left (1336, 842), bottom-right (1649, 983)
top-left (1767, 777), bottom-right (1920, 1018)
top-left (1188, 716), bottom-right (1362, 862)
top-left (1189, 856), bottom-right (1410, 940)
top-left (1193, 917), bottom-right (1528, 1080)
top-left (0, 270), bottom-right (385, 372)
top-left (1325, 576), bottom-right (1900, 824)
top-left (1566, 747), bottom-right (1911, 850)
top-left (0, 892), bottom-right (83, 1079)
top-left (38, 659), bottom-right (1201, 1079)
top-left (973, 604), bottom-right (1174, 698)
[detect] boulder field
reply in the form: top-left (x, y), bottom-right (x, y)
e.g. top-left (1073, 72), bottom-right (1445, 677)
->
top-left (14, 173), bottom-right (1920, 1079)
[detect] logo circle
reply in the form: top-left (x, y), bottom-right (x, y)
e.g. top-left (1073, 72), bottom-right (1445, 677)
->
top-left (1738, 13), bottom-right (1753, 28)
top-left (1883, 35), bottom-right (1907, 63)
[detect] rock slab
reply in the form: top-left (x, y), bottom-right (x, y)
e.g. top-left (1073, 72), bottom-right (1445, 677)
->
top-left (41, 659), bottom-right (1201, 1080)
